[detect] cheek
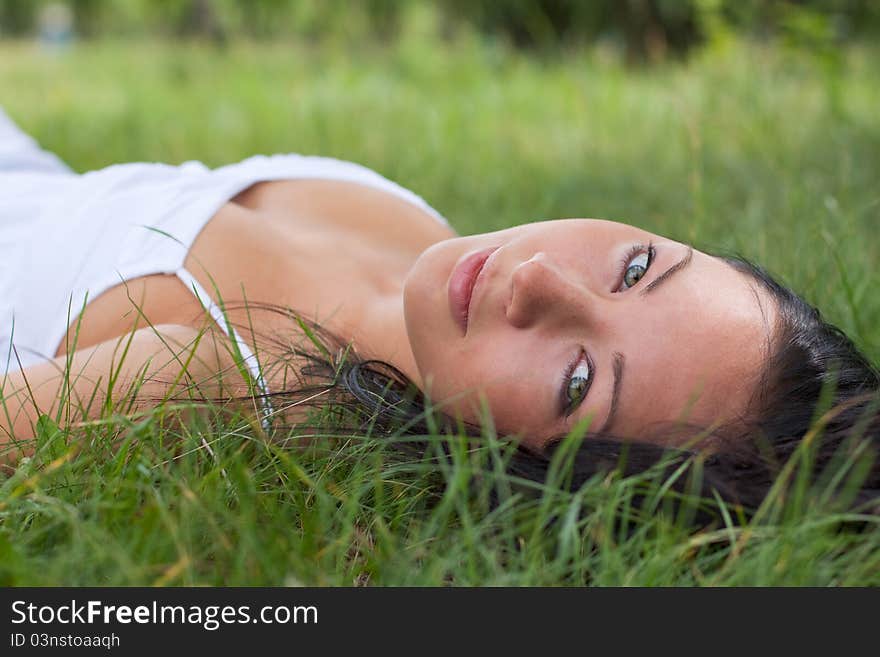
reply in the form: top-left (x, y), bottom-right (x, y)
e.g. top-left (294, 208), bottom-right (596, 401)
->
top-left (421, 338), bottom-right (553, 438)
top-left (417, 343), bottom-right (490, 413)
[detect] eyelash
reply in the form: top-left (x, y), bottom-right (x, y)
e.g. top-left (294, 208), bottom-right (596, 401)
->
top-left (616, 241), bottom-right (656, 291)
top-left (560, 349), bottom-right (593, 417)
top-left (559, 242), bottom-right (656, 417)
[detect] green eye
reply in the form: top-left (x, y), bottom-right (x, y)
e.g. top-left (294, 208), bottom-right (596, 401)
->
top-left (624, 262), bottom-right (646, 287)
top-left (565, 359), bottom-right (592, 409)
top-left (620, 249), bottom-right (653, 291)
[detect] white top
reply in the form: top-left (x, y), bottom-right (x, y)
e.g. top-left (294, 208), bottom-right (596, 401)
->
top-left (0, 109), bottom-right (448, 429)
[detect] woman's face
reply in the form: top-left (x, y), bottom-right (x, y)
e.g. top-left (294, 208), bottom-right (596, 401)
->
top-left (403, 219), bottom-right (775, 451)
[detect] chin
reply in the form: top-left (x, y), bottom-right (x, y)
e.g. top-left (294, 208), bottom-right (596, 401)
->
top-left (401, 274), bottom-right (432, 376)
top-left (404, 238), bottom-right (454, 311)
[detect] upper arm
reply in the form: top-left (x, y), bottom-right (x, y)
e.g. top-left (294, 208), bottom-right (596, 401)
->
top-left (0, 323), bottom-right (248, 462)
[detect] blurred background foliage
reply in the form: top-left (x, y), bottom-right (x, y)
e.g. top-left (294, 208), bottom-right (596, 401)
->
top-left (0, 0), bottom-right (877, 63)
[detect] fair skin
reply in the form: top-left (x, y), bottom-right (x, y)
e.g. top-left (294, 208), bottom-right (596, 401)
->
top-left (403, 219), bottom-right (776, 450)
top-left (1, 180), bottom-right (774, 461)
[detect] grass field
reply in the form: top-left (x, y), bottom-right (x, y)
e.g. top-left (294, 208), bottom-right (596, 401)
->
top-left (0, 33), bottom-right (878, 585)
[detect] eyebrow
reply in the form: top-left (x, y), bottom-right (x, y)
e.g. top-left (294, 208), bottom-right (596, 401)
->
top-left (639, 246), bottom-right (694, 296)
top-left (598, 352), bottom-right (625, 434)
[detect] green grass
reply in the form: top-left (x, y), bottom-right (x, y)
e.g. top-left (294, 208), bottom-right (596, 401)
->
top-left (0, 33), bottom-right (878, 585)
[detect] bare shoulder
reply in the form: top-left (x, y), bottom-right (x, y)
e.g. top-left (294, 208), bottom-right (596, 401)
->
top-left (231, 178), bottom-right (456, 246)
top-left (1, 323), bottom-right (249, 456)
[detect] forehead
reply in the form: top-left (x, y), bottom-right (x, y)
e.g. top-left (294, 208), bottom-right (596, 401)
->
top-left (603, 248), bottom-right (775, 439)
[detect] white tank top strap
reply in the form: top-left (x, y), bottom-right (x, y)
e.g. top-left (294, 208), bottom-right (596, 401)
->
top-left (174, 267), bottom-right (274, 432)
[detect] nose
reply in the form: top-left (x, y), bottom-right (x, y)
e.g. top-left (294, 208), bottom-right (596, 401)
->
top-left (505, 252), bottom-right (598, 330)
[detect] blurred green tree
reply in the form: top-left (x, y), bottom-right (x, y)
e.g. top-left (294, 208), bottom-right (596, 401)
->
top-left (0, 0), bottom-right (876, 62)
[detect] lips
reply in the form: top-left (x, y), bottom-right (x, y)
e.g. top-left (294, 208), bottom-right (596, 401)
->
top-left (448, 245), bottom-right (500, 335)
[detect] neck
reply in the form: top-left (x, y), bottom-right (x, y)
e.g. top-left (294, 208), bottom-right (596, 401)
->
top-left (329, 287), bottom-right (422, 390)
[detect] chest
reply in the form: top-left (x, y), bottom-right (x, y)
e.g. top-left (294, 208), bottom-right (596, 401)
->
top-left (55, 179), bottom-right (455, 356)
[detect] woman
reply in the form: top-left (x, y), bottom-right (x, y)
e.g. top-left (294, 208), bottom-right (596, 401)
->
top-left (1, 108), bottom-right (878, 514)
